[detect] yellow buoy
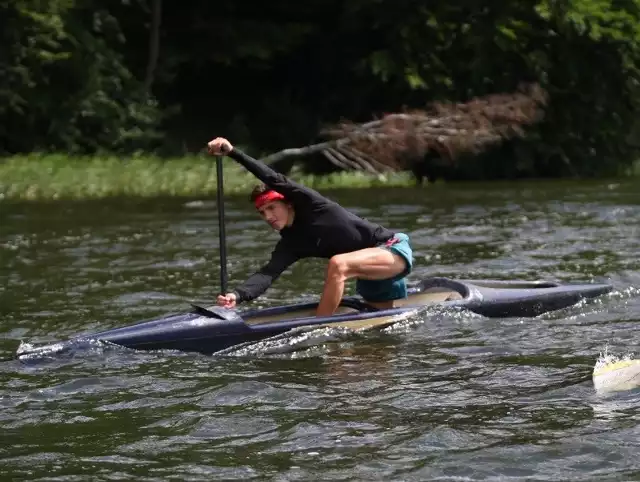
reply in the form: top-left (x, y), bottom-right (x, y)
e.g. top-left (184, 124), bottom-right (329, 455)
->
top-left (593, 358), bottom-right (640, 393)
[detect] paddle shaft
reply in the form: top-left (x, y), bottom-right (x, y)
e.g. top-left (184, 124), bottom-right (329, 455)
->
top-left (216, 155), bottom-right (228, 294)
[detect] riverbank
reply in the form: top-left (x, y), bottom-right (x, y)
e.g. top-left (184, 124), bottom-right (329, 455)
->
top-left (2, 154), bottom-right (638, 201)
top-left (0, 154), bottom-right (414, 201)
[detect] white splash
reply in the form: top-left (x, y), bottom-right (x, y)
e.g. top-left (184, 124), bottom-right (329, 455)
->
top-left (15, 338), bottom-right (124, 363)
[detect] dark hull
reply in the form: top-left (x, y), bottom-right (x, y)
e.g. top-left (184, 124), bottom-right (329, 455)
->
top-left (17, 277), bottom-right (612, 358)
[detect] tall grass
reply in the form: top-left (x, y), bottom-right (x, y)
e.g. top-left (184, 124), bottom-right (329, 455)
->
top-left (0, 154), bottom-right (414, 201)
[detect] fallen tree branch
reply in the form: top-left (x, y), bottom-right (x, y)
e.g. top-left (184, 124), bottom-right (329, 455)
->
top-left (340, 146), bottom-right (394, 172)
top-left (262, 83), bottom-right (548, 172)
top-left (262, 138), bottom-right (349, 164)
top-left (327, 147), bottom-right (379, 174)
top-left (321, 149), bottom-right (354, 171)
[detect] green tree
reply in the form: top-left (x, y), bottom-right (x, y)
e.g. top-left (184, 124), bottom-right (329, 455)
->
top-left (0, 0), bottom-right (162, 154)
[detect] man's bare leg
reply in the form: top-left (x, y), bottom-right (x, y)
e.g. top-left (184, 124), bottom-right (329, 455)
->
top-left (315, 269), bottom-right (347, 317)
top-left (315, 247), bottom-right (406, 317)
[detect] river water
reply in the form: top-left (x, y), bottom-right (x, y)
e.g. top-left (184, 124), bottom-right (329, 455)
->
top-left (1, 180), bottom-right (640, 481)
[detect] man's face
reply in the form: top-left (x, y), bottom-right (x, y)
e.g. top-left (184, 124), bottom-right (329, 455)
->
top-left (257, 201), bottom-right (291, 231)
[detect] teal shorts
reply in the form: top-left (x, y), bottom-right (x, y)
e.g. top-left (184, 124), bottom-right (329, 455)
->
top-left (355, 233), bottom-right (413, 302)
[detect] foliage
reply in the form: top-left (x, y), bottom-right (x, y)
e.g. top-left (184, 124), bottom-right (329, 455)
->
top-left (3, 0), bottom-right (640, 179)
top-left (0, 0), bottom-right (163, 155)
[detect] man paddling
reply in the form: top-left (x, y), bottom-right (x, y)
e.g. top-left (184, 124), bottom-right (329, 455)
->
top-left (207, 137), bottom-right (413, 316)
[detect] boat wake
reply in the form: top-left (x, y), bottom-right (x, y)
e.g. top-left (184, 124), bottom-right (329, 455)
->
top-left (212, 326), bottom-right (348, 358)
top-left (214, 309), bottom-right (424, 358)
top-left (382, 304), bottom-right (479, 334)
top-left (16, 338), bottom-right (129, 365)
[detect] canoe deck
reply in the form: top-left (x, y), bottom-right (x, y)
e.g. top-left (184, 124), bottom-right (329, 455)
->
top-left (243, 285), bottom-right (464, 325)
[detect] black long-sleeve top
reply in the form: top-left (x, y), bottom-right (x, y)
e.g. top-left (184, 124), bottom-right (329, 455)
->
top-left (228, 148), bottom-right (395, 302)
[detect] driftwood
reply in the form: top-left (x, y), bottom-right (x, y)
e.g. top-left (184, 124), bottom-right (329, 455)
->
top-left (262, 83), bottom-right (548, 174)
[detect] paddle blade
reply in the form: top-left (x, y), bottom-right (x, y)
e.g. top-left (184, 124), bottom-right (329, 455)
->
top-left (191, 303), bottom-right (242, 322)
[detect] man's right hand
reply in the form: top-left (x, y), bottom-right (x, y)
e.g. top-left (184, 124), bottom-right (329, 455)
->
top-left (217, 292), bottom-right (237, 308)
top-left (207, 137), bottom-right (233, 156)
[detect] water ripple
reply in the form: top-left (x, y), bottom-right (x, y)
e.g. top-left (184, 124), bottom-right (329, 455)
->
top-left (1, 181), bottom-right (640, 480)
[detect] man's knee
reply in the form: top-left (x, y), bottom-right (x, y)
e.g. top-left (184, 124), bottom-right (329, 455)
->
top-left (327, 254), bottom-right (350, 280)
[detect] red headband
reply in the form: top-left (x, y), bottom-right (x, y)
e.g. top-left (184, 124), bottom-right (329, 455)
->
top-left (254, 190), bottom-right (285, 209)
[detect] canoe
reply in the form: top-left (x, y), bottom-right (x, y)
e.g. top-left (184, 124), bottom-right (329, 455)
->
top-left (16, 277), bottom-right (612, 359)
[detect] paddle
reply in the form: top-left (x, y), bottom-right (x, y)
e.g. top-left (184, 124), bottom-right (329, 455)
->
top-left (216, 154), bottom-right (228, 294)
top-left (189, 152), bottom-right (242, 322)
